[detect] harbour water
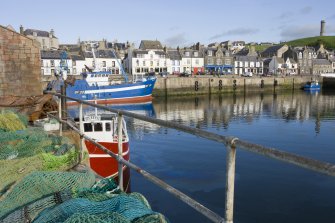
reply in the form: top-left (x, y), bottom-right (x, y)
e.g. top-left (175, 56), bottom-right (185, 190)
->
top-left (125, 90), bottom-right (335, 223)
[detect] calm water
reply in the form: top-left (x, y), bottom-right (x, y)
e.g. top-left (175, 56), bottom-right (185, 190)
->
top-left (69, 90), bottom-right (335, 223)
top-left (126, 91), bottom-right (335, 223)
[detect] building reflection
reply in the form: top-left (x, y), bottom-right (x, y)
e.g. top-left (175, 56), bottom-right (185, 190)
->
top-left (151, 91), bottom-right (335, 134)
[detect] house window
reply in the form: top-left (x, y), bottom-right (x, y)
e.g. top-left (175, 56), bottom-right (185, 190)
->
top-left (187, 59), bottom-right (191, 64)
top-left (136, 68), bottom-right (140, 73)
top-left (51, 69), bottom-right (55, 75)
top-left (50, 60), bottom-right (55, 67)
top-left (102, 61), bottom-right (106, 67)
top-left (217, 59), bottom-right (222, 65)
top-left (150, 61), bottom-right (153, 66)
top-left (208, 51), bottom-right (212, 56)
top-left (41, 69), bottom-right (44, 75)
top-left (185, 52), bottom-right (190, 56)
top-left (207, 58), bottom-right (212, 64)
top-left (194, 52), bottom-right (198, 57)
top-left (41, 60), bottom-right (44, 67)
top-left (136, 60), bottom-right (139, 66)
top-left (157, 61), bottom-right (159, 66)
top-left (73, 68), bottom-right (77, 74)
top-left (112, 61), bottom-right (115, 67)
top-left (73, 60), bottom-right (76, 66)
top-left (195, 59), bottom-right (199, 65)
top-left (143, 61), bottom-right (146, 66)
top-left (150, 54), bottom-right (153, 59)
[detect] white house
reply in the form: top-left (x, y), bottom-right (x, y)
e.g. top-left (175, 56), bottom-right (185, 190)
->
top-left (82, 49), bottom-right (123, 74)
top-left (180, 49), bottom-right (204, 74)
top-left (166, 50), bottom-right (182, 74)
top-left (41, 50), bottom-right (73, 76)
top-left (127, 40), bottom-right (168, 76)
top-left (268, 56), bottom-right (298, 75)
top-left (234, 56), bottom-right (263, 76)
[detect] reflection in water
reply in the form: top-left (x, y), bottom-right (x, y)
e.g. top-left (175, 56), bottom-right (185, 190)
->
top-left (151, 91), bottom-right (335, 135)
top-left (129, 91), bottom-right (335, 223)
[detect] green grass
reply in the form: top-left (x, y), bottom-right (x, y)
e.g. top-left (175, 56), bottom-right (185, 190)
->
top-left (284, 36), bottom-right (335, 50)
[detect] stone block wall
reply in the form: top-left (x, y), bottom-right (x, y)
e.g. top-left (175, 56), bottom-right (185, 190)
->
top-left (0, 25), bottom-right (42, 96)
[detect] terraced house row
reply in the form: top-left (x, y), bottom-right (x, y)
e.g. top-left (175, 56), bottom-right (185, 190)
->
top-left (19, 26), bottom-right (335, 84)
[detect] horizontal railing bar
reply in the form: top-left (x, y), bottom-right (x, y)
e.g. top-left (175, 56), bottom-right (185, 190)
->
top-left (46, 92), bottom-right (335, 177)
top-left (48, 112), bottom-right (225, 223)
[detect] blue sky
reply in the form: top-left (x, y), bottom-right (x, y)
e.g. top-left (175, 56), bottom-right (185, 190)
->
top-left (1, 0), bottom-right (335, 47)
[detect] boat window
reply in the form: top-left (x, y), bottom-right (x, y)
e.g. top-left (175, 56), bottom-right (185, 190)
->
top-left (105, 122), bottom-right (111, 131)
top-left (84, 123), bottom-right (93, 132)
top-left (94, 122), bottom-right (103, 132)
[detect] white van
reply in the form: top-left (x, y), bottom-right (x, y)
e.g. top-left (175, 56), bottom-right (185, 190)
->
top-left (242, 72), bottom-right (253, 77)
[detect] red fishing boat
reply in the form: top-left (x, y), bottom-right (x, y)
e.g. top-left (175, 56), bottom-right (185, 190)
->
top-left (81, 112), bottom-right (130, 190)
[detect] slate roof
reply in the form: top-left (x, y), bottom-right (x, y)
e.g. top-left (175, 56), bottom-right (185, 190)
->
top-left (180, 49), bottom-right (203, 58)
top-left (313, 59), bottom-right (331, 65)
top-left (71, 54), bottom-right (85, 61)
top-left (167, 50), bottom-right (182, 60)
top-left (24, 29), bottom-right (57, 38)
top-left (261, 45), bottom-right (284, 56)
top-left (139, 40), bottom-right (163, 50)
top-left (41, 50), bottom-right (69, 59)
top-left (133, 50), bottom-right (148, 57)
top-left (83, 50), bottom-right (117, 59)
top-left (234, 56), bottom-right (261, 62)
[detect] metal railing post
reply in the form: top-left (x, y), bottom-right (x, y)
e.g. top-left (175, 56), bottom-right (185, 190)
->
top-left (117, 113), bottom-right (124, 191)
top-left (78, 103), bottom-right (84, 162)
top-left (225, 139), bottom-right (237, 223)
top-left (58, 96), bottom-right (62, 136)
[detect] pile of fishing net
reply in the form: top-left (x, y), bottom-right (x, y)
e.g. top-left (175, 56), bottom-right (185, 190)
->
top-left (0, 110), bottom-right (79, 199)
top-left (0, 171), bottom-right (168, 223)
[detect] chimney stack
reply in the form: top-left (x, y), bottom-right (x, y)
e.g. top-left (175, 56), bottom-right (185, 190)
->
top-left (320, 20), bottom-right (325, 36)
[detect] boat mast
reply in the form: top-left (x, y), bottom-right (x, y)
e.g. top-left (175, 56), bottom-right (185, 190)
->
top-left (89, 42), bottom-right (99, 71)
top-left (111, 49), bottom-right (128, 82)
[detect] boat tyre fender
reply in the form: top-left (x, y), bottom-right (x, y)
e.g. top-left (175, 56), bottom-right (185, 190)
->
top-left (260, 79), bottom-right (264, 88)
top-left (274, 79), bottom-right (278, 87)
top-left (219, 80), bottom-right (223, 90)
top-left (233, 79), bottom-right (237, 90)
top-left (195, 81), bottom-right (199, 91)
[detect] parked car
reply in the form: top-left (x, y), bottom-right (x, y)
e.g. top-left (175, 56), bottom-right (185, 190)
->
top-left (159, 71), bottom-right (169, 77)
top-left (242, 72), bottom-right (253, 77)
top-left (180, 71), bottom-right (191, 77)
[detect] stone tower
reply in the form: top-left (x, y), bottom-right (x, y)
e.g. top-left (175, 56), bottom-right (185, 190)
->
top-left (320, 20), bottom-right (325, 36)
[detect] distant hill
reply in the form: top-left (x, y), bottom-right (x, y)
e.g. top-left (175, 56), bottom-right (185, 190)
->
top-left (284, 36), bottom-right (335, 50)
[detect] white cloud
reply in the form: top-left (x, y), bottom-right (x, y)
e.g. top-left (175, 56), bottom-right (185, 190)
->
top-left (209, 28), bottom-right (259, 40)
top-left (164, 33), bottom-right (189, 47)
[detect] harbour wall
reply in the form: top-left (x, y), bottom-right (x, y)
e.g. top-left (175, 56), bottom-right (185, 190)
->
top-left (153, 76), bottom-right (322, 96)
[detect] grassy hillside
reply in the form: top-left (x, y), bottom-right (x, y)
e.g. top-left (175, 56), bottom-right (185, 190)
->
top-left (284, 36), bottom-right (335, 50)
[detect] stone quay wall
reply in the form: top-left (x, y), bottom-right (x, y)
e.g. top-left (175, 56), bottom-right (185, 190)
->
top-left (153, 76), bottom-right (318, 96)
top-left (0, 25), bottom-right (42, 96)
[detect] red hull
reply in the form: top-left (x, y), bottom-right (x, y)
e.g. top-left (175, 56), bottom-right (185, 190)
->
top-left (85, 140), bottom-right (130, 190)
top-left (67, 95), bottom-right (153, 106)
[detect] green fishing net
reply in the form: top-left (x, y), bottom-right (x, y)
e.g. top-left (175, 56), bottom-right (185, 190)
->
top-left (0, 171), bottom-right (168, 223)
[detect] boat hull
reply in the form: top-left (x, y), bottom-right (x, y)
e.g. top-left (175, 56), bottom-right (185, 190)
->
top-left (66, 78), bottom-right (156, 105)
top-left (85, 140), bottom-right (130, 190)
